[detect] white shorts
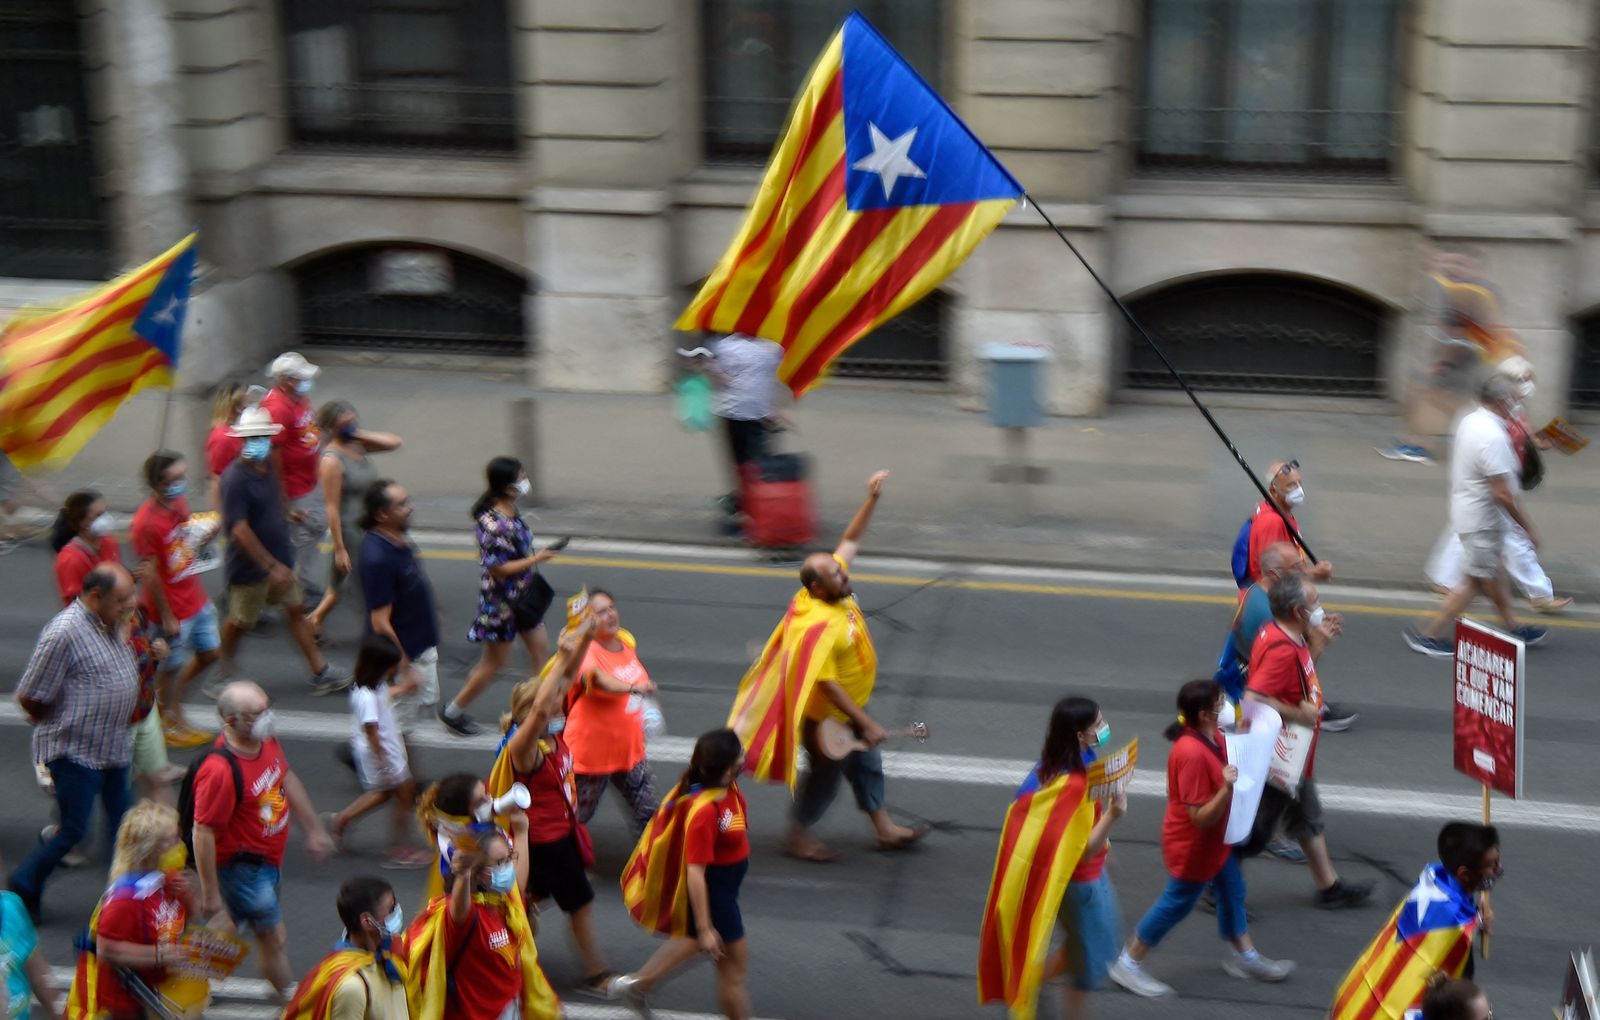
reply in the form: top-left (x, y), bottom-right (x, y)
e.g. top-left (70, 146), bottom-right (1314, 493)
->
top-left (393, 646), bottom-right (440, 736)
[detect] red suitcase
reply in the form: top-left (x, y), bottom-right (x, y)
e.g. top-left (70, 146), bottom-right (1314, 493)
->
top-left (740, 467), bottom-right (816, 548)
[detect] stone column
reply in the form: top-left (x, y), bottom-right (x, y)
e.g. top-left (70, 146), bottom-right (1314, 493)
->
top-left (950, 0), bottom-right (1119, 415)
top-left (1407, 0), bottom-right (1595, 416)
top-left (518, 0), bottom-right (679, 392)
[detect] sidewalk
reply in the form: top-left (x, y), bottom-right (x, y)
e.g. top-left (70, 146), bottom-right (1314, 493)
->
top-left (27, 363), bottom-right (1600, 596)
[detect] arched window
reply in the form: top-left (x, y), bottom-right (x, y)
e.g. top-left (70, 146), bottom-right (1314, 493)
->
top-left (1125, 273), bottom-right (1388, 396)
top-left (1571, 312), bottom-right (1600, 410)
top-left (0, 2), bottom-right (109, 279)
top-left (294, 246), bottom-right (527, 356)
top-left (703, 1), bottom-right (940, 163)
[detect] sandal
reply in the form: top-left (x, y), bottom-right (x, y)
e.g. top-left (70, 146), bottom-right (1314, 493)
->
top-left (573, 971), bottom-right (614, 999)
top-left (875, 823), bottom-right (932, 852)
top-left (781, 842), bottom-right (842, 863)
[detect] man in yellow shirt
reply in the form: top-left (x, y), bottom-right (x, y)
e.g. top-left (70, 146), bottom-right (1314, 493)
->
top-left (283, 877), bottom-right (410, 1019)
top-left (784, 471), bottom-right (930, 862)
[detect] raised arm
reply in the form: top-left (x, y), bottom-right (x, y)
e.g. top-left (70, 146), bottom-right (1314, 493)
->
top-left (507, 618), bottom-right (596, 772)
top-left (834, 470), bottom-right (889, 565)
top-left (355, 428), bottom-right (403, 453)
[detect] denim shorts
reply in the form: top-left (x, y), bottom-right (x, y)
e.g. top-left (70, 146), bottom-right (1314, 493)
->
top-left (164, 600), bottom-right (221, 673)
top-left (1059, 872), bottom-right (1122, 990)
top-left (218, 856), bottom-right (282, 931)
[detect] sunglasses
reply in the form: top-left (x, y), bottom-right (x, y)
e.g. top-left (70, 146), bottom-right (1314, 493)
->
top-left (1274, 460), bottom-right (1300, 478)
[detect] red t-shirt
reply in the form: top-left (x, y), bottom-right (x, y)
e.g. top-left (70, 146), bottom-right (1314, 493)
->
top-left (206, 425), bottom-right (243, 478)
top-left (130, 497), bottom-right (209, 622)
top-left (518, 732), bottom-right (578, 844)
top-left (686, 785), bottom-right (749, 867)
top-left (442, 901), bottom-right (524, 1019)
top-left (192, 738), bottom-right (292, 866)
top-left (1247, 621), bottom-right (1324, 778)
top-left (94, 876), bottom-right (186, 1017)
top-left (1246, 499), bottom-right (1301, 582)
top-left (261, 387), bottom-right (320, 499)
top-left (1161, 731), bottom-right (1231, 882)
top-left (1071, 799), bottom-right (1108, 882)
top-left (54, 535), bottom-right (120, 604)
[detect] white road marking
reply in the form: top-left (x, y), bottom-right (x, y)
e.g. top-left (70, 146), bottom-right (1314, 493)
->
top-left (7, 704), bottom-right (1591, 834)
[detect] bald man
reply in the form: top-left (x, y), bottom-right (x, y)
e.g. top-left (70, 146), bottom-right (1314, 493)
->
top-left (784, 471), bottom-right (928, 862)
top-left (1245, 461), bottom-right (1333, 585)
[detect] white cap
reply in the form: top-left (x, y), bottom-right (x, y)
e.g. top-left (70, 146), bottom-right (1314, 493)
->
top-left (228, 406), bottom-right (284, 438)
top-left (267, 351), bottom-right (320, 380)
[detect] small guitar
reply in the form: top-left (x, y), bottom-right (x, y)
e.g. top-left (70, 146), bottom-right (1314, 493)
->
top-left (816, 718), bottom-right (930, 761)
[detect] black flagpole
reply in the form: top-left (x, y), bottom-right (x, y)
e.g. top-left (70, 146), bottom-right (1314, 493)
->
top-left (1022, 194), bottom-right (1318, 565)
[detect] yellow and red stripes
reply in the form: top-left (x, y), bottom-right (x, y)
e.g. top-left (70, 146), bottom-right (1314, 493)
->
top-left (0, 233), bottom-right (192, 470)
top-left (282, 950), bottom-right (375, 1020)
top-left (977, 772), bottom-right (1092, 1020)
top-left (676, 33), bottom-right (1016, 395)
top-left (1329, 906), bottom-right (1475, 1020)
top-left (621, 782), bottom-right (724, 936)
top-left (727, 599), bottom-right (844, 788)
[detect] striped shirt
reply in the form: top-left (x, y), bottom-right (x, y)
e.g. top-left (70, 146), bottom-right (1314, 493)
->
top-left (16, 600), bottom-right (138, 768)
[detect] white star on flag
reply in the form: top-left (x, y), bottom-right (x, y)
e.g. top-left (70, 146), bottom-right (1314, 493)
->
top-left (851, 122), bottom-right (926, 200)
top-left (1406, 872), bottom-right (1453, 927)
top-left (150, 296), bottom-right (180, 326)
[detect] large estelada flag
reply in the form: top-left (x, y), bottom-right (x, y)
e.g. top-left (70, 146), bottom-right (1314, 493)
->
top-left (620, 780), bottom-right (730, 936)
top-left (677, 13), bottom-right (1023, 395)
top-left (726, 590), bottom-right (852, 788)
top-left (977, 770), bottom-right (1093, 1020)
top-left (0, 232), bottom-right (197, 470)
top-left (403, 891), bottom-right (560, 1020)
top-left (1331, 863), bottom-right (1480, 1020)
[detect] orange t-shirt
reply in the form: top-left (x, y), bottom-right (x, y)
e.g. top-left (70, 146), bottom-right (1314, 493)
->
top-left (565, 641), bottom-right (649, 775)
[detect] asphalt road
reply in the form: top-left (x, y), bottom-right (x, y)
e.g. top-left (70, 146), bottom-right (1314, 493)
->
top-left (0, 535), bottom-right (1595, 1019)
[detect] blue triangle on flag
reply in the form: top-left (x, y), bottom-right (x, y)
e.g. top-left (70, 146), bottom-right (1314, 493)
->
top-left (840, 12), bottom-right (1023, 212)
top-left (132, 241), bottom-right (197, 368)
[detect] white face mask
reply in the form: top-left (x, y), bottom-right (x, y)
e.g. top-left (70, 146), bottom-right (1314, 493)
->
top-left (1516, 380), bottom-right (1535, 400)
top-left (1218, 700), bottom-right (1237, 730)
top-left (1307, 605), bottom-right (1326, 629)
top-left (249, 710), bottom-right (276, 742)
top-left (87, 513), bottom-right (115, 537)
top-left (513, 478), bottom-right (531, 498)
top-left (1285, 485), bottom-right (1306, 508)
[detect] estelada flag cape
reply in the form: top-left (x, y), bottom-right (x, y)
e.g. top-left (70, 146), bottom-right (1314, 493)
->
top-left (282, 945), bottom-right (407, 1020)
top-left (1330, 863), bottom-right (1480, 1020)
top-left (402, 891), bottom-right (559, 1020)
top-left (976, 770), bottom-right (1093, 1020)
top-left (726, 589), bottom-right (855, 787)
top-left (67, 872), bottom-right (171, 1020)
top-left (621, 780), bottom-right (730, 937)
top-left (676, 13), bottom-right (1023, 395)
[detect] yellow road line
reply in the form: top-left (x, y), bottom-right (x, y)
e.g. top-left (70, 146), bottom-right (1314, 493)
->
top-left (402, 548), bottom-right (1600, 631)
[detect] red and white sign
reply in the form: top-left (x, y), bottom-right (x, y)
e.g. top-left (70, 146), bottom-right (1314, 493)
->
top-left (1452, 619), bottom-right (1525, 798)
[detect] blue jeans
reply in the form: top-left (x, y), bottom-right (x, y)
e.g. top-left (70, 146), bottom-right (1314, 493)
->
top-left (217, 857), bottom-right (282, 931)
top-left (10, 759), bottom-right (131, 904)
top-left (794, 723), bottom-right (886, 827)
top-left (1134, 852), bottom-right (1247, 948)
top-left (1061, 872), bottom-right (1123, 990)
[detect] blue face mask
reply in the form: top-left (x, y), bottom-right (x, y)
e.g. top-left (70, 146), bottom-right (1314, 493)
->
top-left (295, 379), bottom-right (313, 397)
top-left (1094, 722), bottom-right (1111, 747)
top-left (488, 862), bottom-right (516, 894)
top-left (382, 904), bottom-right (404, 936)
top-left (163, 480), bottom-right (187, 500)
top-left (242, 436), bottom-right (271, 461)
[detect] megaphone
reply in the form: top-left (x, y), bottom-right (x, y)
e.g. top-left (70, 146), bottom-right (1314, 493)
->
top-left (491, 783), bottom-right (531, 816)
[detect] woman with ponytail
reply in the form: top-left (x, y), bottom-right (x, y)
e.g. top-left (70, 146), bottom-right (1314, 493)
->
top-left (1108, 680), bottom-right (1293, 1000)
top-left (610, 728), bottom-right (751, 1019)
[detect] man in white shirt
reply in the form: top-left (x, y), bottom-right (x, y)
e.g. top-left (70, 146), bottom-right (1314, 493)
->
top-left (709, 333), bottom-right (784, 504)
top-left (1404, 375), bottom-right (1547, 655)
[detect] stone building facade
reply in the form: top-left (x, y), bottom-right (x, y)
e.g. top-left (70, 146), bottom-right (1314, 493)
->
top-left (4, 0), bottom-right (1600, 421)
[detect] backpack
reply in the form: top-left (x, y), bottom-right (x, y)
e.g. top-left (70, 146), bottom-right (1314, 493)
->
top-left (1229, 517), bottom-right (1253, 589)
top-left (177, 745), bottom-right (243, 863)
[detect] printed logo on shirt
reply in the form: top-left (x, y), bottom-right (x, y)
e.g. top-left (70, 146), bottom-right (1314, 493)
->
top-left (718, 807), bottom-right (745, 833)
top-left (153, 896), bottom-right (184, 941)
top-left (250, 762), bottom-right (289, 837)
top-left (486, 922), bottom-right (516, 967)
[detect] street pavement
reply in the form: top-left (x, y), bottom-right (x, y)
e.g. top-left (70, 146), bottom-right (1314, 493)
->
top-left (0, 535), bottom-right (1595, 1019)
top-left (19, 362), bottom-right (1600, 594)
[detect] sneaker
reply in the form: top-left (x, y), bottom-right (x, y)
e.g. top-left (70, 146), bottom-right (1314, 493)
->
top-left (163, 723), bottom-right (213, 750)
top-left (437, 704), bottom-right (481, 737)
top-left (1316, 879), bottom-right (1375, 910)
top-left (1526, 596), bottom-right (1574, 614)
top-left (1403, 628), bottom-right (1453, 658)
top-left (1264, 836), bottom-right (1307, 863)
top-left (572, 972), bottom-right (615, 1001)
top-left (308, 665), bottom-right (351, 696)
top-left (1222, 952), bottom-right (1296, 982)
top-left (1376, 443), bottom-right (1433, 464)
top-left (1319, 702), bottom-right (1359, 733)
top-left (604, 973), bottom-right (654, 1018)
top-left (1108, 958), bottom-right (1173, 999)
top-left (1512, 625), bottom-right (1549, 646)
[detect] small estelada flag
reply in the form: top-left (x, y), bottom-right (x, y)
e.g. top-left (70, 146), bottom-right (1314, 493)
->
top-left (1537, 417), bottom-right (1590, 455)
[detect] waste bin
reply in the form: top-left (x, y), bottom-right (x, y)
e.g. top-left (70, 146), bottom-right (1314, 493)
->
top-left (980, 342), bottom-right (1048, 428)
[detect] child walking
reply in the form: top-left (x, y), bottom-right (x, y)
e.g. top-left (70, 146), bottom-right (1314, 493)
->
top-left (327, 633), bottom-right (431, 868)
